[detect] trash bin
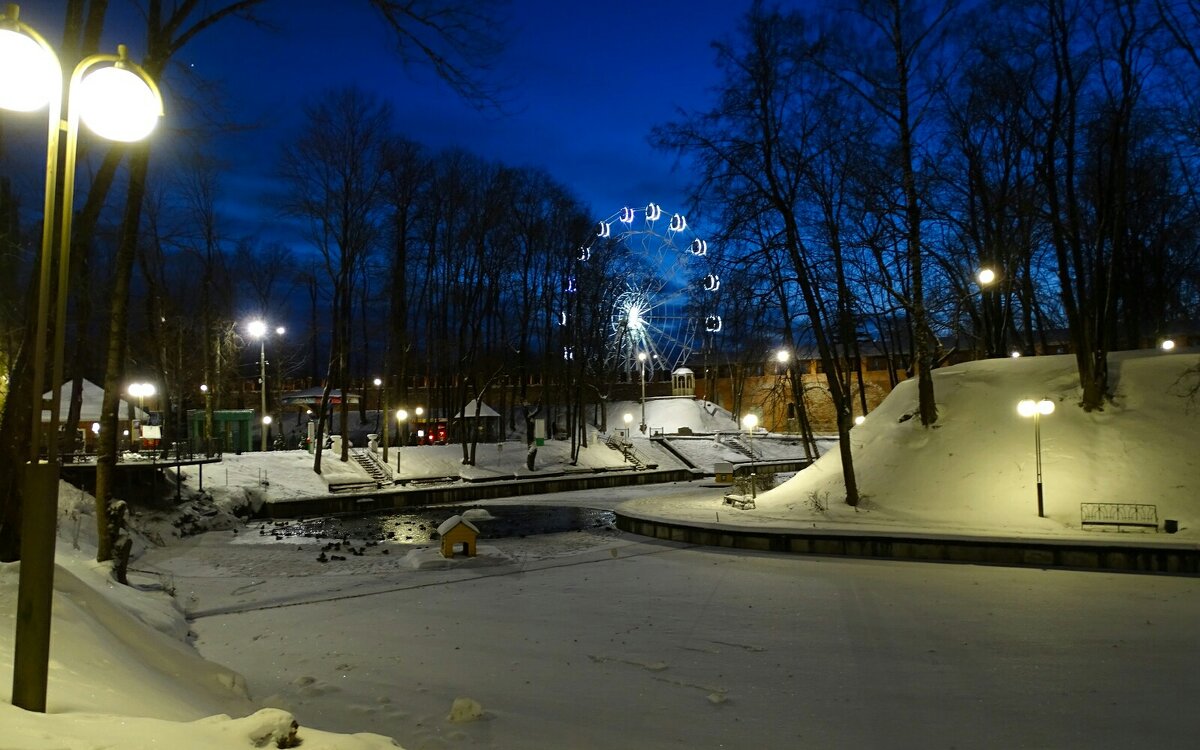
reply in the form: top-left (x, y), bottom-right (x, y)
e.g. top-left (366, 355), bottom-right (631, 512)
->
top-left (1164, 519), bottom-right (1179, 534)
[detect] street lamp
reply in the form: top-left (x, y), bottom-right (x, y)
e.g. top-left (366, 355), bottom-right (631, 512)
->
top-left (742, 413), bottom-right (758, 499)
top-left (246, 320), bottom-right (283, 451)
top-left (1, 3), bottom-right (164, 713)
top-left (1017, 398), bottom-right (1055, 518)
top-left (622, 412), bottom-right (633, 440)
top-left (395, 408), bottom-right (408, 478)
top-left (1161, 339), bottom-right (1176, 352)
top-left (127, 382), bottom-right (155, 451)
top-left (414, 406), bottom-right (425, 445)
top-left (976, 267), bottom-right (996, 286)
top-left (637, 351), bottom-right (648, 433)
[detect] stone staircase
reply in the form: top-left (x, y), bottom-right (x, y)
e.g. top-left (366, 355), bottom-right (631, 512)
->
top-left (722, 435), bottom-right (760, 461)
top-left (603, 434), bottom-right (650, 470)
top-left (348, 448), bottom-right (392, 488)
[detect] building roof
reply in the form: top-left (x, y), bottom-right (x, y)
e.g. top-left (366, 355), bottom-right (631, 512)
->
top-left (41, 379), bottom-right (148, 423)
top-left (437, 515), bottom-right (479, 536)
top-left (454, 399), bottom-right (499, 419)
top-left (280, 388), bottom-right (361, 406)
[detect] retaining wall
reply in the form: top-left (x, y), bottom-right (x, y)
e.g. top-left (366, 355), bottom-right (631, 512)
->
top-left (615, 514), bottom-right (1200, 576)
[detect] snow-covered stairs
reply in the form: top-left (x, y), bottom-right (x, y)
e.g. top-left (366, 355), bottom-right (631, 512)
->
top-left (350, 448), bottom-right (391, 487)
top-left (603, 434), bottom-right (649, 470)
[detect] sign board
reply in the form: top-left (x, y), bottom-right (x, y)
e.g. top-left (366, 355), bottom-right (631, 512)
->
top-left (534, 418), bottom-right (546, 439)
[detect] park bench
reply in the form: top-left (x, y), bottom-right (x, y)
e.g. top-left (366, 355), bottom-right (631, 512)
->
top-left (1079, 502), bottom-right (1158, 531)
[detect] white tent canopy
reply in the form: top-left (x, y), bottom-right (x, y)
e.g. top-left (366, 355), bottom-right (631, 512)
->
top-left (40, 379), bottom-right (148, 423)
top-left (453, 399), bottom-right (499, 419)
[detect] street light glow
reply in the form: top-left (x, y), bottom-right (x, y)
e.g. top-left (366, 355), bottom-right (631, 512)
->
top-left (742, 413), bottom-right (758, 430)
top-left (776, 349), bottom-right (789, 363)
top-left (76, 65), bottom-right (160, 142)
top-left (0, 29), bottom-right (58, 111)
top-left (977, 267), bottom-right (996, 286)
top-left (1161, 339), bottom-right (1176, 351)
top-left (246, 319), bottom-right (267, 338)
top-left (396, 409), bottom-right (408, 422)
top-left (262, 415), bottom-right (272, 426)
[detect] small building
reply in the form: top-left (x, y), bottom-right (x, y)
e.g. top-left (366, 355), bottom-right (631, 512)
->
top-left (714, 461), bottom-right (734, 486)
top-left (186, 409), bottom-right (255, 454)
top-left (41, 379), bottom-right (147, 454)
top-left (672, 367), bottom-right (695, 396)
top-left (453, 399), bottom-right (501, 442)
top-left (438, 515), bottom-right (479, 558)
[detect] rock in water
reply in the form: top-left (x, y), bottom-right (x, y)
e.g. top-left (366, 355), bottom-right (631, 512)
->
top-left (447, 697), bottom-right (484, 723)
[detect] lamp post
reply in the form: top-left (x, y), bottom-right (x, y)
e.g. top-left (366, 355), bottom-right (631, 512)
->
top-left (1017, 398), bottom-right (1055, 518)
top-left (637, 351), bottom-right (648, 433)
top-left (742, 413), bottom-right (758, 499)
top-left (395, 408), bottom-right (407, 478)
top-left (414, 406), bottom-right (424, 445)
top-left (246, 320), bottom-right (284, 451)
top-left (622, 412), bottom-right (633, 441)
top-left (377, 378), bottom-right (391, 464)
top-left (127, 382), bottom-right (155, 451)
top-left (1, 3), bottom-right (164, 713)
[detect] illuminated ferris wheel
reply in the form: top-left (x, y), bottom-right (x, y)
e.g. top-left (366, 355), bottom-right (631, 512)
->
top-left (569, 203), bottom-right (722, 378)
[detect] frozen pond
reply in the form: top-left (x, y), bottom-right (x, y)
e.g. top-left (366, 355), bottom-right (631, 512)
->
top-left (245, 504), bottom-right (616, 545)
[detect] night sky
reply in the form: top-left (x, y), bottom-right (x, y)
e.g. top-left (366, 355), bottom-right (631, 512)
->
top-left (24, 0), bottom-right (772, 244)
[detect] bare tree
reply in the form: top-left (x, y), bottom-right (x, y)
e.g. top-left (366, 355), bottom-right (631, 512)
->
top-left (280, 87), bottom-right (391, 468)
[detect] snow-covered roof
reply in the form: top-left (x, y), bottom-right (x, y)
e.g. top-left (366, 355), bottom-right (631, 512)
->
top-left (454, 399), bottom-right (499, 419)
top-left (41, 379), bottom-right (147, 423)
top-left (437, 514), bottom-right (479, 536)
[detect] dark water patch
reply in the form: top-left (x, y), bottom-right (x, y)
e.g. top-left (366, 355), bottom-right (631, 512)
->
top-left (253, 505), bottom-right (616, 545)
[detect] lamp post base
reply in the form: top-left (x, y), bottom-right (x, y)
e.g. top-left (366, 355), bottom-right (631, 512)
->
top-left (12, 462), bottom-right (60, 712)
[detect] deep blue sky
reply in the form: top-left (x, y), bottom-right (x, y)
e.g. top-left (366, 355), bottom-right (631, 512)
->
top-left (25, 1), bottom-right (774, 243)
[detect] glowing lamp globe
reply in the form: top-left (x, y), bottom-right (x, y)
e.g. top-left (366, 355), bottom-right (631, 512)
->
top-left (1161, 339), bottom-right (1176, 351)
top-left (76, 66), bottom-right (160, 142)
top-left (246, 320), bottom-right (267, 338)
top-left (623, 413), bottom-right (632, 425)
top-left (742, 414), bottom-right (758, 430)
top-left (854, 415), bottom-right (865, 425)
top-left (396, 409), bottom-right (407, 422)
top-left (976, 268), bottom-right (996, 286)
top-left (0, 29), bottom-right (58, 112)
top-left (1017, 399), bottom-right (1054, 417)
top-left (262, 415), bottom-right (272, 426)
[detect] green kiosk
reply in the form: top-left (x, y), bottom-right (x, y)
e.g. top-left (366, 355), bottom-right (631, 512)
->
top-left (186, 409), bottom-right (255, 454)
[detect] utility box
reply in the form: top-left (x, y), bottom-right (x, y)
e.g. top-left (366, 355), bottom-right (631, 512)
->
top-left (714, 461), bottom-right (734, 485)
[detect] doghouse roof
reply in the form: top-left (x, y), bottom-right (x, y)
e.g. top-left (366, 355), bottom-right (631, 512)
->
top-left (437, 515), bottom-right (479, 536)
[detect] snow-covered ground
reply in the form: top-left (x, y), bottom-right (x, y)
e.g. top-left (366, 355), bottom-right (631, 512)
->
top-left (3, 349), bottom-right (1199, 748)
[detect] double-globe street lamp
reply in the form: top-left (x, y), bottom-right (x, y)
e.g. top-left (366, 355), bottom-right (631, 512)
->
top-left (395, 408), bottom-right (408, 478)
top-left (1017, 398), bottom-right (1055, 518)
top-left (742, 413), bottom-right (758, 499)
top-left (1, 3), bottom-right (163, 712)
top-left (127, 381), bottom-right (156, 451)
top-left (246, 320), bottom-right (284, 451)
top-left (637, 351), bottom-right (648, 433)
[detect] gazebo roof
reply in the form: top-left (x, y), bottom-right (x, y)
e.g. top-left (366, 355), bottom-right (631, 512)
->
top-left (454, 399), bottom-right (499, 419)
top-left (41, 379), bottom-right (148, 423)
